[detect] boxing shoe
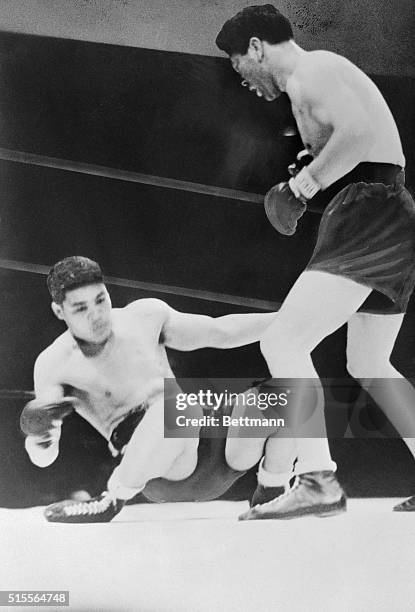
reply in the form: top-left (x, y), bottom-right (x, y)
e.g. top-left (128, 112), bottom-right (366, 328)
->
top-left (250, 484), bottom-right (285, 507)
top-left (44, 491), bottom-right (125, 523)
top-left (393, 494), bottom-right (415, 512)
top-left (240, 471), bottom-right (346, 520)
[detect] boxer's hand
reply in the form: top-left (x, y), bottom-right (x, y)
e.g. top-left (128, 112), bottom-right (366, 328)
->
top-left (20, 398), bottom-right (75, 437)
top-left (24, 426), bottom-right (61, 467)
top-left (288, 150), bottom-right (314, 177)
top-left (264, 167), bottom-right (320, 236)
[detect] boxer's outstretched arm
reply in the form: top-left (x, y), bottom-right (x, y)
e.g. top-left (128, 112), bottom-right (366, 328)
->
top-left (163, 307), bottom-right (278, 351)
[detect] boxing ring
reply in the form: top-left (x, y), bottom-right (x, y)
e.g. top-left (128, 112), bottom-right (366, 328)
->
top-left (2, 499), bottom-right (415, 611)
top-left (1, 144), bottom-right (415, 612)
top-left (1, 25), bottom-right (415, 612)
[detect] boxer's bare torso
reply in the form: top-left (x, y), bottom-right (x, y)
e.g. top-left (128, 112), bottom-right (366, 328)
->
top-left (231, 43), bottom-right (404, 189)
top-left (27, 283), bottom-right (276, 471)
top-left (34, 292), bottom-right (277, 442)
top-left (35, 301), bottom-right (175, 439)
top-left (285, 50), bottom-right (404, 187)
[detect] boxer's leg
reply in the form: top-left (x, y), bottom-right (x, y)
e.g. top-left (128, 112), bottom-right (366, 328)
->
top-left (225, 390), bottom-right (271, 471)
top-left (261, 271), bottom-right (370, 471)
top-left (225, 390), bottom-right (297, 505)
top-left (111, 397), bottom-right (200, 490)
top-left (44, 398), bottom-right (201, 522)
top-left (240, 270), bottom-right (371, 520)
top-left (347, 312), bottom-right (415, 511)
top-left (250, 434), bottom-right (298, 506)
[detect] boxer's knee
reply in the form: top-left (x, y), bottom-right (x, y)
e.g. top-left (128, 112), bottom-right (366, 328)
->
top-left (346, 344), bottom-right (395, 379)
top-left (163, 439), bottom-right (199, 481)
top-left (119, 435), bottom-right (189, 486)
top-left (260, 319), bottom-right (311, 365)
top-left (225, 437), bottom-right (264, 471)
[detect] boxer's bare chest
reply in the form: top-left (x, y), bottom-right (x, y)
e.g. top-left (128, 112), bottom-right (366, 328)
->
top-left (59, 325), bottom-right (167, 411)
top-left (291, 101), bottom-right (333, 157)
top-left (288, 55), bottom-right (404, 164)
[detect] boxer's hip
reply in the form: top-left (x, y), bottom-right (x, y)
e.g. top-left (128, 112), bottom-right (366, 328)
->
top-left (307, 164), bottom-right (415, 313)
top-left (108, 404), bottom-right (148, 457)
top-left (108, 380), bottom-right (184, 456)
top-left (311, 162), bottom-right (405, 211)
top-left (141, 401), bottom-right (247, 503)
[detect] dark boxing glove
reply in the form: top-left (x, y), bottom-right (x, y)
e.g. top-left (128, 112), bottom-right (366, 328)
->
top-left (264, 166), bottom-right (320, 236)
top-left (20, 398), bottom-right (75, 437)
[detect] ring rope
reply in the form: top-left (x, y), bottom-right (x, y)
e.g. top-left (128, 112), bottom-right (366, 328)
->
top-left (0, 389), bottom-right (35, 400)
top-left (0, 258), bottom-right (282, 311)
top-left (0, 146), bottom-right (321, 211)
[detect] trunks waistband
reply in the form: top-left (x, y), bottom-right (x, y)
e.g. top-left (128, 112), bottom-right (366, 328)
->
top-left (109, 404), bottom-right (147, 456)
top-left (323, 163), bottom-right (404, 202)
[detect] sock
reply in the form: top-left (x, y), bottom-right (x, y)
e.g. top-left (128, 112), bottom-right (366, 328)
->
top-left (257, 457), bottom-right (292, 488)
top-left (107, 466), bottom-right (145, 501)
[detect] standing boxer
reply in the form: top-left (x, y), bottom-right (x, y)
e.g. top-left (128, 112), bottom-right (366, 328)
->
top-left (22, 256), bottom-right (282, 522)
top-left (216, 4), bottom-right (415, 519)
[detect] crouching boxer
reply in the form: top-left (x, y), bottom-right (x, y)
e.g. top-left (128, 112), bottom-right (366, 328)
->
top-left (23, 255), bottom-right (286, 523)
top-left (216, 5), bottom-right (415, 519)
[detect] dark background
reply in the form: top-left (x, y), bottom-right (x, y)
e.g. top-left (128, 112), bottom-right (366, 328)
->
top-left (0, 32), bottom-right (414, 506)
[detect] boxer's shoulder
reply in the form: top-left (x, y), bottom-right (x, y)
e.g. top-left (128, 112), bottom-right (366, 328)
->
top-left (110, 300), bottom-right (171, 343)
top-left (303, 50), bottom-right (349, 71)
top-left (123, 298), bottom-right (170, 325)
top-left (35, 331), bottom-right (74, 376)
top-left (289, 51), bottom-right (346, 94)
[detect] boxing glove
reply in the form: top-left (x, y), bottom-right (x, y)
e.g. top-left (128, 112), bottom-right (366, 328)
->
top-left (264, 167), bottom-right (320, 235)
top-left (20, 398), bottom-right (74, 436)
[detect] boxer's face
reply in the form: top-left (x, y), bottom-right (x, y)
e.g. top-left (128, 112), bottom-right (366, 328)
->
top-left (231, 38), bottom-right (279, 102)
top-left (52, 283), bottom-right (113, 343)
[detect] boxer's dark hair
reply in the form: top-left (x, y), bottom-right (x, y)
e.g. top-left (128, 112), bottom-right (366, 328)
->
top-left (47, 256), bottom-right (104, 304)
top-left (216, 4), bottom-right (293, 56)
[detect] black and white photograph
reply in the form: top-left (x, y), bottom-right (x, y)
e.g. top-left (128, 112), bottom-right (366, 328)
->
top-left (0, 1), bottom-right (414, 610)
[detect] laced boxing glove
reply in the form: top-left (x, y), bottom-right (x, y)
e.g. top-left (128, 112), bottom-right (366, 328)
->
top-left (20, 398), bottom-right (74, 437)
top-left (21, 398), bottom-right (75, 467)
top-left (264, 165), bottom-right (320, 236)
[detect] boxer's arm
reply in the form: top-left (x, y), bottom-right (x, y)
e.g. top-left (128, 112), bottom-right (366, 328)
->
top-left (24, 351), bottom-right (65, 467)
top-left (288, 65), bottom-right (373, 190)
top-left (163, 307), bottom-right (278, 351)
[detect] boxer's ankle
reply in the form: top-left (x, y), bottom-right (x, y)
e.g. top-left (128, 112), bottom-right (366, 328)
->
top-left (107, 466), bottom-right (145, 501)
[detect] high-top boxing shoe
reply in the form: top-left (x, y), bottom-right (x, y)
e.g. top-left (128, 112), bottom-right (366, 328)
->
top-left (393, 494), bottom-right (415, 512)
top-left (44, 491), bottom-right (125, 523)
top-left (250, 484), bottom-right (286, 507)
top-left (240, 471), bottom-right (346, 520)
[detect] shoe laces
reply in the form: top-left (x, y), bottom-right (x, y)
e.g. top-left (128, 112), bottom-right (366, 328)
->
top-left (64, 492), bottom-right (114, 516)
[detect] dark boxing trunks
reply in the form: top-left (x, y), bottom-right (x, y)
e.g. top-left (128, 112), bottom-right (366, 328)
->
top-left (142, 400), bottom-right (246, 503)
top-left (109, 406), bottom-right (147, 456)
top-left (110, 393), bottom-right (246, 503)
top-left (307, 163), bottom-right (415, 314)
